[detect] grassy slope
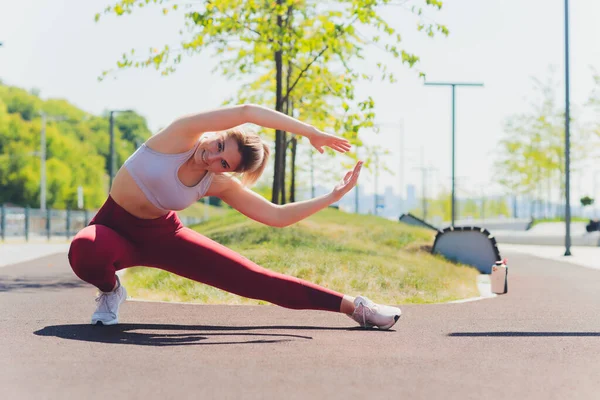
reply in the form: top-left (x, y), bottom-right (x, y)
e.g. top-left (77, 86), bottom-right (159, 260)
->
top-left (177, 201), bottom-right (230, 219)
top-left (123, 207), bottom-right (480, 305)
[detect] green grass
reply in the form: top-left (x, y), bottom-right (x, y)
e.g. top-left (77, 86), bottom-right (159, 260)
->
top-left (530, 216), bottom-right (589, 228)
top-left (123, 208), bottom-right (481, 305)
top-left (177, 200), bottom-right (230, 219)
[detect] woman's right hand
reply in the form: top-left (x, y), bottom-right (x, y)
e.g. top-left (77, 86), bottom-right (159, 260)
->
top-left (331, 161), bottom-right (363, 201)
top-left (309, 129), bottom-right (352, 154)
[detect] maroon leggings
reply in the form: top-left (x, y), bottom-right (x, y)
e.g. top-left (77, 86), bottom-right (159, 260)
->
top-left (68, 196), bottom-right (344, 312)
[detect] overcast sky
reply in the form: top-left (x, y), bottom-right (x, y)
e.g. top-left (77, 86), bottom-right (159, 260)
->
top-left (1, 0), bottom-right (599, 201)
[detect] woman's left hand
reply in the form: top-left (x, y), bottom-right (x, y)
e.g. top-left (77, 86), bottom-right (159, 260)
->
top-left (332, 161), bottom-right (363, 201)
top-left (309, 129), bottom-right (352, 154)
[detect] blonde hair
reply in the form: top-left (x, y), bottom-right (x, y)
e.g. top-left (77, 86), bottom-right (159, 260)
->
top-left (226, 127), bottom-right (271, 187)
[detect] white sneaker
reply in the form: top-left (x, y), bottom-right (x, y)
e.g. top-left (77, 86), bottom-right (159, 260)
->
top-left (91, 276), bottom-right (127, 326)
top-left (349, 296), bottom-right (401, 330)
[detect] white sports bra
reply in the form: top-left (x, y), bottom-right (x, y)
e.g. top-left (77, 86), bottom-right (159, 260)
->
top-left (123, 143), bottom-right (214, 211)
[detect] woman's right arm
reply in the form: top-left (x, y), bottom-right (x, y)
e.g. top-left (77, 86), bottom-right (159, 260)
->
top-left (146, 105), bottom-right (252, 151)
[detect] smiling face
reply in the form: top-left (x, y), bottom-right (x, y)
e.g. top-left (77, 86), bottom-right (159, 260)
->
top-left (193, 132), bottom-right (243, 173)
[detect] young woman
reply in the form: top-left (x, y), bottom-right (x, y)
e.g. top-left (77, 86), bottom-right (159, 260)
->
top-left (68, 104), bottom-right (401, 330)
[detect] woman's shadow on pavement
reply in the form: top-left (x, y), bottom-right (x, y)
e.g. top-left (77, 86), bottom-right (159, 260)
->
top-left (34, 323), bottom-right (365, 347)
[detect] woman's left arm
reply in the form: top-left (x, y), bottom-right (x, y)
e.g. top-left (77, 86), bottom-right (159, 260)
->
top-left (177, 104), bottom-right (311, 136)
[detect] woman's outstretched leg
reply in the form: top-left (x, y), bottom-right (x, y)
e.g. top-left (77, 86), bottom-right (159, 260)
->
top-left (141, 227), bottom-right (344, 312)
top-left (139, 227), bottom-right (401, 329)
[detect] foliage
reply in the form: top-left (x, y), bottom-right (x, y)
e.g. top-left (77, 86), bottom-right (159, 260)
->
top-left (494, 69), bottom-right (597, 206)
top-left (98, 0), bottom-right (448, 203)
top-left (0, 83), bottom-right (152, 209)
top-left (409, 190), bottom-right (510, 222)
top-left (580, 196), bottom-right (594, 207)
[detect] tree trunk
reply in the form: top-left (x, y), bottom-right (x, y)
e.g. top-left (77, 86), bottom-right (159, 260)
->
top-left (289, 136), bottom-right (297, 203)
top-left (271, 0), bottom-right (294, 205)
top-left (281, 131), bottom-right (287, 203)
top-left (271, 5), bottom-right (285, 204)
top-left (285, 58), bottom-right (295, 203)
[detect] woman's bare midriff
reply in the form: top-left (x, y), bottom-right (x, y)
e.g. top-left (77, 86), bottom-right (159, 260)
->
top-left (109, 168), bottom-right (171, 219)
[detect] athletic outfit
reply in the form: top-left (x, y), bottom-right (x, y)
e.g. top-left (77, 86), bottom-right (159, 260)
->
top-left (68, 143), bottom-right (344, 312)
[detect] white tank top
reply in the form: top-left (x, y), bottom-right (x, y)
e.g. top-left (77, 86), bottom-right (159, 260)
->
top-left (123, 143), bottom-right (214, 211)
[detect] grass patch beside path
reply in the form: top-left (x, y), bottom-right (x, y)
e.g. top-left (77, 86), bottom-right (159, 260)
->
top-left (123, 208), bottom-right (481, 305)
top-left (177, 201), bottom-right (229, 219)
top-left (529, 216), bottom-right (589, 228)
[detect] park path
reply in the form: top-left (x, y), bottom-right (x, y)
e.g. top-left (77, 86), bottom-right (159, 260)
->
top-left (1, 248), bottom-right (600, 400)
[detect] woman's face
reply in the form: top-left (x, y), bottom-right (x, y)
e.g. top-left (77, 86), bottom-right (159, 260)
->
top-left (194, 132), bottom-right (242, 173)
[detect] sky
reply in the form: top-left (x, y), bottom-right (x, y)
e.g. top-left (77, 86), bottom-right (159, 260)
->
top-left (1, 0), bottom-right (599, 203)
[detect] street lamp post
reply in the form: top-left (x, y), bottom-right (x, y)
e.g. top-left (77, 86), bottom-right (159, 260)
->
top-left (108, 110), bottom-right (133, 191)
top-left (39, 112), bottom-right (67, 211)
top-left (41, 114), bottom-right (47, 211)
top-left (424, 81), bottom-right (483, 227)
top-left (374, 151), bottom-right (379, 216)
top-left (564, 0), bottom-right (572, 256)
top-left (354, 145), bottom-right (360, 213)
top-left (373, 120), bottom-right (405, 215)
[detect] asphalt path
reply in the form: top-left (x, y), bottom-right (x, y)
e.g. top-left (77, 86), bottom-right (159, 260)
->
top-left (1, 251), bottom-right (600, 400)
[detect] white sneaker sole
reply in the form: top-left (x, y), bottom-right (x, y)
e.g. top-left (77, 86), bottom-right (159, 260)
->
top-left (378, 314), bottom-right (401, 330)
top-left (91, 318), bottom-right (119, 326)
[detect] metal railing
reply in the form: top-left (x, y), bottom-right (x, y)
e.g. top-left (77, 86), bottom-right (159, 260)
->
top-left (0, 205), bottom-right (206, 242)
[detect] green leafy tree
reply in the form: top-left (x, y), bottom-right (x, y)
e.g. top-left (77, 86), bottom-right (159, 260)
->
top-left (98, 0), bottom-right (448, 204)
top-left (494, 69), bottom-right (594, 217)
top-left (0, 83), bottom-right (151, 209)
top-left (580, 196), bottom-right (594, 207)
top-left (588, 70), bottom-right (600, 137)
top-left (410, 191), bottom-right (510, 222)
top-left (0, 86), bottom-right (41, 121)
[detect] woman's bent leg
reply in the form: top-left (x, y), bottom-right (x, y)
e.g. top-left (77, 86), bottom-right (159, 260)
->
top-left (145, 227), bottom-right (344, 312)
top-left (68, 224), bottom-right (139, 292)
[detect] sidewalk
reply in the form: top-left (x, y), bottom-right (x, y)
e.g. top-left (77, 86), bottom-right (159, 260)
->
top-left (499, 243), bottom-right (600, 271)
top-left (0, 242), bottom-right (70, 268)
top-left (1, 249), bottom-right (600, 399)
top-left (492, 222), bottom-right (600, 247)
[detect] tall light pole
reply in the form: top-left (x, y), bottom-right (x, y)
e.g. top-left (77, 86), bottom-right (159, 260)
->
top-left (40, 113), bottom-right (48, 211)
top-left (563, 0), bottom-right (572, 256)
top-left (398, 120), bottom-right (404, 214)
top-left (372, 121), bottom-right (405, 215)
top-left (374, 151), bottom-right (380, 215)
top-left (109, 109), bottom-right (133, 191)
top-left (310, 149), bottom-right (315, 198)
top-left (355, 145), bottom-right (360, 213)
top-left (425, 81), bottom-right (483, 226)
top-left (39, 113), bottom-right (67, 210)
top-left (412, 148), bottom-right (436, 221)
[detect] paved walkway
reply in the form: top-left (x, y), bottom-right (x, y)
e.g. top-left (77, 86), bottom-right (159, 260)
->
top-left (1, 249), bottom-right (600, 399)
top-left (500, 244), bottom-right (600, 271)
top-left (0, 242), bottom-right (70, 268)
